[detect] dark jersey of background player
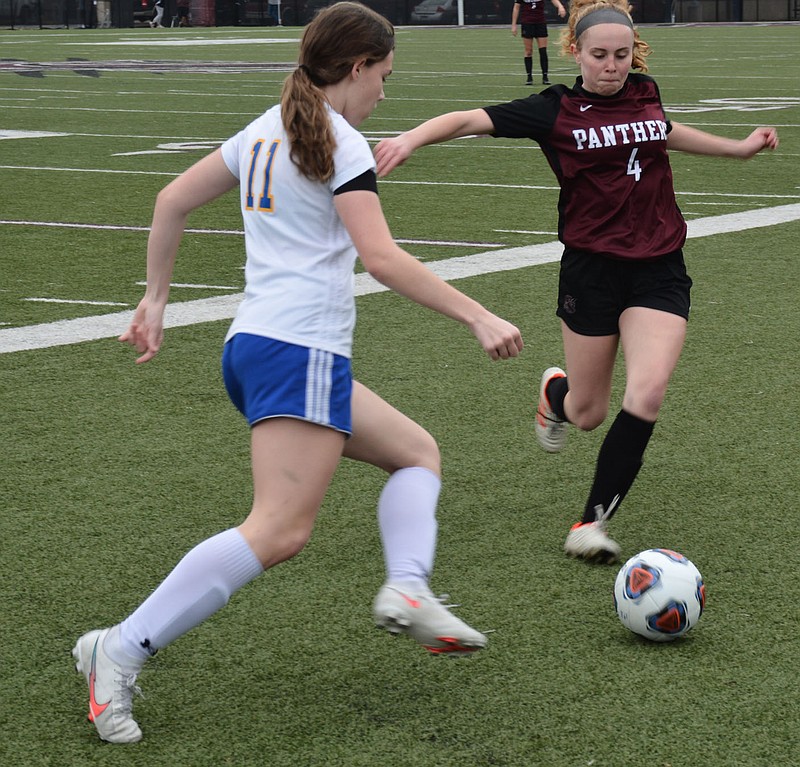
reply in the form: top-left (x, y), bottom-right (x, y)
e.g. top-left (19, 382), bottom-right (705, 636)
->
top-left (518, 0), bottom-right (546, 23)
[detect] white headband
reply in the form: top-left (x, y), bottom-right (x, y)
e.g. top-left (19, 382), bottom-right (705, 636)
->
top-left (574, 7), bottom-right (634, 38)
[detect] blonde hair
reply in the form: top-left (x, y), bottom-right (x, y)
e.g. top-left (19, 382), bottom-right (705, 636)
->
top-left (280, 2), bottom-right (394, 182)
top-left (560, 0), bottom-right (652, 72)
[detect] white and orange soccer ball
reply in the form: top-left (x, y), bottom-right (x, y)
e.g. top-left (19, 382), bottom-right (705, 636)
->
top-left (614, 549), bottom-right (706, 642)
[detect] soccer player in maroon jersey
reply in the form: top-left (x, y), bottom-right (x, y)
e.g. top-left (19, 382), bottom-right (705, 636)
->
top-left (512, 0), bottom-right (566, 85)
top-left (374, 0), bottom-right (778, 564)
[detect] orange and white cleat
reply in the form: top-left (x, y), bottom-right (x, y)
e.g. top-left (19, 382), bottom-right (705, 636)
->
top-left (564, 500), bottom-right (622, 564)
top-left (72, 627), bottom-right (143, 743)
top-left (535, 366), bottom-right (568, 453)
top-left (373, 583), bottom-right (487, 656)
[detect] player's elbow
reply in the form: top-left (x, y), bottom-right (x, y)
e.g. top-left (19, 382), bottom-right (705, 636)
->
top-left (361, 248), bottom-right (401, 285)
top-left (358, 237), bottom-right (406, 284)
top-left (155, 179), bottom-right (194, 219)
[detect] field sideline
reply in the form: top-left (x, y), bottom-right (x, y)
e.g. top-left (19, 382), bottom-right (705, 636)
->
top-left (2, 202), bottom-right (799, 353)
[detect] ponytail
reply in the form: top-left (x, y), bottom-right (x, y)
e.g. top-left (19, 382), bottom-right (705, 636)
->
top-left (280, 2), bottom-right (394, 182)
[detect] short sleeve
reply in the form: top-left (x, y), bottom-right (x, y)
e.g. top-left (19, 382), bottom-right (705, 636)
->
top-left (220, 130), bottom-right (243, 180)
top-left (328, 113), bottom-right (376, 193)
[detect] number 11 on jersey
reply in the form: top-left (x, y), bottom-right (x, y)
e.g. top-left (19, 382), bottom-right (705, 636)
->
top-left (245, 139), bottom-right (281, 212)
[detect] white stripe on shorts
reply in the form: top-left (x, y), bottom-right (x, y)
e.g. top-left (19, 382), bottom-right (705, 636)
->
top-left (306, 348), bottom-right (333, 426)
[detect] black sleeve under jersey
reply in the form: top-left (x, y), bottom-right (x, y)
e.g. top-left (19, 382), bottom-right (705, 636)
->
top-left (483, 86), bottom-right (566, 141)
top-left (333, 169), bottom-right (378, 196)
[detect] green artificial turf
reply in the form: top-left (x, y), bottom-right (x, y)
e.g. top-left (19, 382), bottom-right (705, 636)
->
top-left (1, 21), bottom-right (798, 767)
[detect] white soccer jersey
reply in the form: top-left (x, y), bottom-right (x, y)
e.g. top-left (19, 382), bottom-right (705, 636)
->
top-left (220, 103), bottom-right (376, 358)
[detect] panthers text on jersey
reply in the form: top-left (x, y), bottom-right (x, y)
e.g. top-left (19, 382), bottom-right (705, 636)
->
top-left (484, 74), bottom-right (687, 259)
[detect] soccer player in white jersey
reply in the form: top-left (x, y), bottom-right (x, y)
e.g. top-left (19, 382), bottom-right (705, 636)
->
top-left (72, 2), bottom-right (523, 745)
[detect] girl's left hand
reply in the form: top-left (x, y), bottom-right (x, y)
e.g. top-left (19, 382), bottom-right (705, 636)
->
top-left (742, 127), bottom-right (779, 157)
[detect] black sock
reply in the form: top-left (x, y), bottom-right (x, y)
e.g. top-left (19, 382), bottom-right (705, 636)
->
top-left (524, 56), bottom-right (532, 77)
top-left (582, 410), bottom-right (655, 524)
top-left (539, 48), bottom-right (549, 77)
top-left (545, 375), bottom-right (569, 422)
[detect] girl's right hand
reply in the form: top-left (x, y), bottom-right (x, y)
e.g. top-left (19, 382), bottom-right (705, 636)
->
top-left (470, 312), bottom-right (524, 361)
top-left (118, 299), bottom-right (166, 364)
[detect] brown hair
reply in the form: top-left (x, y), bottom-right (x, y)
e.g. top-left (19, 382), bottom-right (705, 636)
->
top-left (560, 0), bottom-right (652, 72)
top-left (280, 2), bottom-right (394, 182)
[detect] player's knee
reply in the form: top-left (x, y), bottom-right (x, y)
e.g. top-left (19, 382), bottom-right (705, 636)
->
top-left (259, 530), bottom-right (312, 568)
top-left (399, 427), bottom-right (441, 475)
top-left (278, 530), bottom-right (313, 561)
top-left (569, 401), bottom-right (608, 432)
top-left (415, 430), bottom-right (441, 474)
top-left (239, 516), bottom-right (314, 568)
top-left (623, 384), bottom-right (668, 421)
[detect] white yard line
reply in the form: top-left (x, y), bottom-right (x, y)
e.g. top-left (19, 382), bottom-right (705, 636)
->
top-left (1, 203), bottom-right (799, 355)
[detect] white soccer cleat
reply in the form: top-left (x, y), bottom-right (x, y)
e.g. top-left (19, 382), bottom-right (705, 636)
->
top-left (73, 628), bottom-right (143, 744)
top-left (564, 522), bottom-right (621, 563)
top-left (373, 582), bottom-right (487, 656)
top-left (535, 366), bottom-right (568, 453)
top-left (564, 500), bottom-right (622, 564)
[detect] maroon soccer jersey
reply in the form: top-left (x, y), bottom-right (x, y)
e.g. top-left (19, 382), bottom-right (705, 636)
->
top-left (483, 74), bottom-right (687, 260)
top-left (515, 0), bottom-right (546, 24)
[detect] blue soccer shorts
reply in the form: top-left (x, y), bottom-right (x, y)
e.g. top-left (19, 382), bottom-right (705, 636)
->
top-left (222, 333), bottom-right (352, 435)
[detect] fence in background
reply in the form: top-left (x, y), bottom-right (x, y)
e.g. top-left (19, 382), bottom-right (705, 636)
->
top-left (1, 0), bottom-right (797, 30)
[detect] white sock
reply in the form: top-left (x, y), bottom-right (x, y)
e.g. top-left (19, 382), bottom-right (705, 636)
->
top-left (116, 528), bottom-right (263, 663)
top-left (378, 467), bottom-right (440, 586)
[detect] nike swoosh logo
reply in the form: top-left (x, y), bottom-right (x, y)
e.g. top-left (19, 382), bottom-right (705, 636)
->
top-left (399, 593), bottom-right (421, 608)
top-left (580, 105), bottom-right (592, 112)
top-left (88, 639), bottom-right (110, 722)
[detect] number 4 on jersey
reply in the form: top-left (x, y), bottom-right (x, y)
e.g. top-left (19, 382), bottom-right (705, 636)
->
top-left (626, 147), bottom-right (642, 182)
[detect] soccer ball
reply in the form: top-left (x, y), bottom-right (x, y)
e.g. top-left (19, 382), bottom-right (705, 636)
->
top-left (613, 549), bottom-right (705, 642)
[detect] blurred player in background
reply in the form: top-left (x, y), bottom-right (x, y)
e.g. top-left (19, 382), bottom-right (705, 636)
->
top-left (149, 0), bottom-right (164, 27)
top-left (72, 1), bottom-right (522, 745)
top-left (375, 0), bottom-right (777, 565)
top-left (512, 0), bottom-right (566, 85)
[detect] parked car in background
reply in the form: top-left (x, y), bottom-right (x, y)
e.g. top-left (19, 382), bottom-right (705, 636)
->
top-left (133, 0), bottom-right (152, 26)
top-left (463, 0), bottom-right (502, 23)
top-left (410, 0), bottom-right (458, 24)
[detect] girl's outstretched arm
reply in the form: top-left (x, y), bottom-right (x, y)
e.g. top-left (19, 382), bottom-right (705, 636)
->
top-left (374, 109), bottom-right (496, 177)
top-left (667, 122), bottom-right (778, 159)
